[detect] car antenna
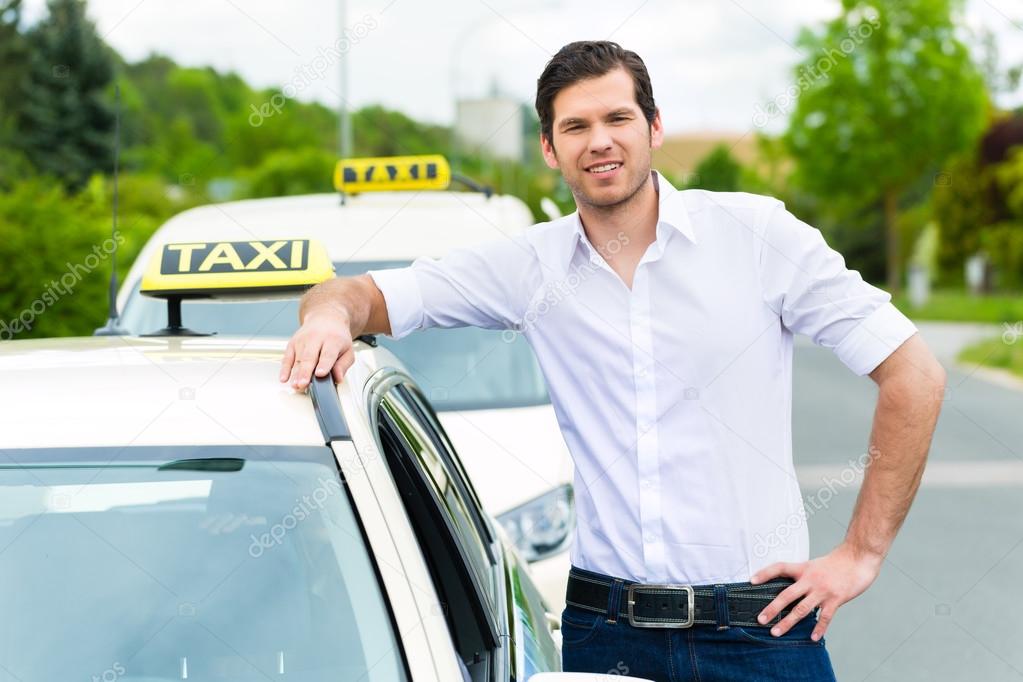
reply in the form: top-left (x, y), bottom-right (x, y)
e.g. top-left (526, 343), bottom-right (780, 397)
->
top-left (94, 84), bottom-right (130, 336)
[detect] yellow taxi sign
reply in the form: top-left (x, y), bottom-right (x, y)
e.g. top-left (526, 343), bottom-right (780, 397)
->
top-left (140, 239), bottom-right (334, 297)
top-left (333, 154), bottom-right (451, 193)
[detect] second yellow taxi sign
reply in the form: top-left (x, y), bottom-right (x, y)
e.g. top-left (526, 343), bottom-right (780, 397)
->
top-left (333, 154), bottom-right (451, 193)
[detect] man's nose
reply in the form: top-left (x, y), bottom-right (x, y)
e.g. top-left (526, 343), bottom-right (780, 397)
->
top-left (587, 124), bottom-right (613, 155)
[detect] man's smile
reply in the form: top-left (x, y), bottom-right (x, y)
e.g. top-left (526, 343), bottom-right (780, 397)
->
top-left (585, 160), bottom-right (623, 178)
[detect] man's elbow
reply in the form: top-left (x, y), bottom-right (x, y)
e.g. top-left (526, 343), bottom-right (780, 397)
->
top-left (869, 333), bottom-right (947, 396)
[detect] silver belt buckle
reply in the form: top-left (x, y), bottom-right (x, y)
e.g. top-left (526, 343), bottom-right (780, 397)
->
top-left (626, 583), bottom-right (695, 628)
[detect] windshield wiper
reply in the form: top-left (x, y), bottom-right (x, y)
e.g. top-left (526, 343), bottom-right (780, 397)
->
top-left (157, 458), bottom-right (245, 472)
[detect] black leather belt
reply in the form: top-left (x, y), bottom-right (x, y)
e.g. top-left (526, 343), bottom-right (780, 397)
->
top-left (566, 567), bottom-right (808, 629)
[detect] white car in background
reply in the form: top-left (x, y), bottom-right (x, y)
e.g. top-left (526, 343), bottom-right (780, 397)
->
top-left (114, 156), bottom-right (575, 612)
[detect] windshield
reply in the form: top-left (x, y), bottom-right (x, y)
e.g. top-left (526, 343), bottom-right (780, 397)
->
top-left (0, 446), bottom-right (406, 682)
top-left (120, 260), bottom-right (550, 411)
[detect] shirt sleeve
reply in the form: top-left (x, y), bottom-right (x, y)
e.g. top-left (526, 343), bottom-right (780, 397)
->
top-left (756, 200), bottom-right (918, 377)
top-left (366, 234), bottom-right (539, 340)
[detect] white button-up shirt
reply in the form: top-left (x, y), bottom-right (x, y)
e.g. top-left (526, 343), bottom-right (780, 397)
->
top-left (368, 170), bottom-right (918, 585)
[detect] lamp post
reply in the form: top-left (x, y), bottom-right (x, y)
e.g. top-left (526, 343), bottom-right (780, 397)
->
top-left (339, 0), bottom-right (353, 159)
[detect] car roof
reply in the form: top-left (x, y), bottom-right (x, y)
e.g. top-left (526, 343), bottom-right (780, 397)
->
top-left (0, 336), bottom-right (381, 450)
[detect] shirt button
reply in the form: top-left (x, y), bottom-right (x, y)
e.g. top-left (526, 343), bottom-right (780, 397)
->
top-left (645, 532), bottom-right (659, 543)
top-left (639, 421), bottom-right (651, 432)
top-left (589, 255), bottom-right (601, 265)
top-left (641, 479), bottom-right (652, 489)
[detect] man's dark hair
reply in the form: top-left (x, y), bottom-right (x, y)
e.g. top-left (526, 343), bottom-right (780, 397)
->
top-left (535, 41), bottom-right (657, 145)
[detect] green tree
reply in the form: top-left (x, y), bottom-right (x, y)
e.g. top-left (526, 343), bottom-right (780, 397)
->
top-left (0, 0), bottom-right (30, 185)
top-left (351, 105), bottom-right (450, 157)
top-left (980, 146), bottom-right (1023, 289)
top-left (16, 0), bottom-right (115, 188)
top-left (931, 151), bottom-right (997, 285)
top-left (0, 0), bottom-right (27, 124)
top-left (686, 144), bottom-right (741, 192)
top-left (784, 0), bottom-right (987, 292)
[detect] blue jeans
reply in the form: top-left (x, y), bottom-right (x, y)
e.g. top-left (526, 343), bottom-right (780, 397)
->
top-left (560, 570), bottom-right (837, 681)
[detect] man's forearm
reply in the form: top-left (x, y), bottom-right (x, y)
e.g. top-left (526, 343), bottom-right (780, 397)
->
top-left (298, 275), bottom-right (390, 337)
top-left (844, 370), bottom-right (945, 561)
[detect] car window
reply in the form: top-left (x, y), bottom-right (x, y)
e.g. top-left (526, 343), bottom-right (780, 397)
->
top-left (375, 384), bottom-right (503, 677)
top-left (0, 446), bottom-right (407, 682)
top-left (378, 387), bottom-right (495, 602)
top-left (398, 384), bottom-right (493, 548)
top-left (119, 260), bottom-right (550, 412)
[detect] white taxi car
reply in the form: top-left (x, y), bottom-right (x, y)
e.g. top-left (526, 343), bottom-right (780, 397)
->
top-left (1, 241), bottom-right (652, 682)
top-left (113, 156), bottom-right (574, 612)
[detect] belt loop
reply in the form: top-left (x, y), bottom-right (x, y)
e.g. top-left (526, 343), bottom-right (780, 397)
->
top-left (714, 584), bottom-right (730, 631)
top-left (606, 578), bottom-right (624, 624)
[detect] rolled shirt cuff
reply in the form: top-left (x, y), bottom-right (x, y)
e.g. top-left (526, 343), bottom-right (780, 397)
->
top-left (366, 267), bottom-right (424, 340)
top-left (833, 301), bottom-right (918, 376)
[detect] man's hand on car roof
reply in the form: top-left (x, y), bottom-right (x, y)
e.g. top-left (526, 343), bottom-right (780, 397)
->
top-left (280, 308), bottom-right (354, 390)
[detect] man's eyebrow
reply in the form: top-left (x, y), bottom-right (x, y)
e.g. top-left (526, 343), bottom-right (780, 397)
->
top-left (558, 108), bottom-right (637, 129)
top-left (606, 108), bottom-right (635, 117)
top-left (558, 117), bottom-right (586, 129)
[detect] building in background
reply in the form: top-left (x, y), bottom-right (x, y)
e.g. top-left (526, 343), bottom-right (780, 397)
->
top-left (455, 95), bottom-right (528, 162)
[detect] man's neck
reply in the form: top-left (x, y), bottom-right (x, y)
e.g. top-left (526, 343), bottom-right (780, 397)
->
top-left (577, 171), bottom-right (659, 253)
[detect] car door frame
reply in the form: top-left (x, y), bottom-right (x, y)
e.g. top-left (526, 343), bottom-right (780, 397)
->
top-left (364, 367), bottom-right (510, 679)
top-left (316, 371), bottom-right (465, 682)
top-left (395, 378), bottom-right (563, 677)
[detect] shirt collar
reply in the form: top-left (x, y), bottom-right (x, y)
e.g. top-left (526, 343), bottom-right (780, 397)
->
top-left (560, 169), bottom-right (696, 276)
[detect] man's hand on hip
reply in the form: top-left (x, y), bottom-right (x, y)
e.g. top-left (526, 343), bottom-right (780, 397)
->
top-left (749, 541), bottom-right (883, 642)
top-left (279, 307), bottom-right (354, 390)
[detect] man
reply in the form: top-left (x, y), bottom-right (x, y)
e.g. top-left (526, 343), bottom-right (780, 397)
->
top-left (280, 41), bottom-right (945, 681)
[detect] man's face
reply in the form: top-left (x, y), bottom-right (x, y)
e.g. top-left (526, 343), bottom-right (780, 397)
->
top-left (541, 66), bottom-right (663, 210)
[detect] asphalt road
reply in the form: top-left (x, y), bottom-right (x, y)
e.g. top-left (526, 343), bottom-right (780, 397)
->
top-left (792, 321), bottom-right (1023, 681)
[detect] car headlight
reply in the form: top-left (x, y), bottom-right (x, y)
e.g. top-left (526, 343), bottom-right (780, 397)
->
top-left (496, 483), bottom-right (574, 563)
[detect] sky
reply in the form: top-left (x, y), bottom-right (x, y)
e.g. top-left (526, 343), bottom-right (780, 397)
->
top-left (20, 0), bottom-right (1023, 136)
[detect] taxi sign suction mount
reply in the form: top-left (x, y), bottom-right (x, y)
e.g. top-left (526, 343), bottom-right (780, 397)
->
top-left (139, 239), bottom-right (334, 336)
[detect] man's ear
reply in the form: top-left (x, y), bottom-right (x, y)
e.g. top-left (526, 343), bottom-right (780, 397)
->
top-left (650, 108), bottom-right (664, 151)
top-left (540, 134), bottom-right (559, 170)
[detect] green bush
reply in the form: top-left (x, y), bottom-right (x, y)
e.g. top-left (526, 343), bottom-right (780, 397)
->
top-left (236, 147), bottom-right (336, 198)
top-left (0, 176), bottom-right (112, 338)
top-left (978, 221), bottom-right (1023, 290)
top-left (685, 144), bottom-right (741, 192)
top-left (0, 173), bottom-right (193, 339)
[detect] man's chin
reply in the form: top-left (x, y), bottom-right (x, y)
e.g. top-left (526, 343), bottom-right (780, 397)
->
top-left (578, 187), bottom-right (632, 209)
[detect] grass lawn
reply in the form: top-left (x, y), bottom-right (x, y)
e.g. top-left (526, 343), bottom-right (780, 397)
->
top-left (958, 336), bottom-right (1023, 379)
top-left (891, 289), bottom-right (1023, 324)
